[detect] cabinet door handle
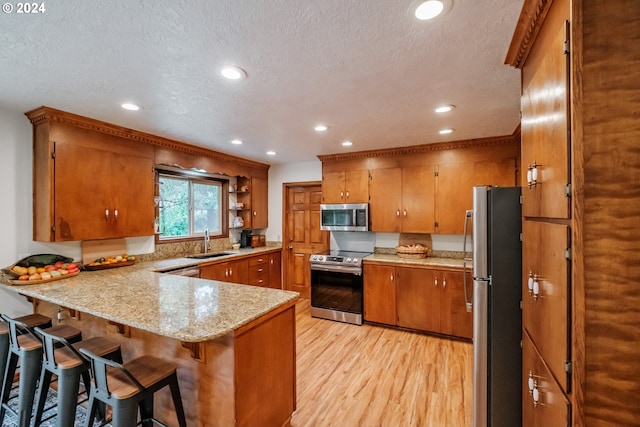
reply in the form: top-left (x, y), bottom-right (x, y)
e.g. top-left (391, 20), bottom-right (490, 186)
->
top-left (528, 272), bottom-right (540, 301)
top-left (403, 209), bottom-right (407, 217)
top-left (340, 191), bottom-right (344, 198)
top-left (390, 274), bottom-right (394, 281)
top-left (396, 210), bottom-right (400, 217)
top-left (435, 278), bottom-right (438, 287)
top-left (442, 278), bottom-right (446, 288)
top-left (114, 208), bottom-right (118, 220)
top-left (224, 268), bottom-right (229, 278)
top-left (229, 267), bottom-right (233, 276)
top-left (346, 190), bottom-right (350, 198)
top-left (105, 209), bottom-right (109, 219)
top-left (253, 211), bottom-right (257, 216)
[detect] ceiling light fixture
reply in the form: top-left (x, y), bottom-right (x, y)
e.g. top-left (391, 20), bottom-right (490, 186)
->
top-left (414, 0), bottom-right (446, 20)
top-left (342, 141), bottom-right (353, 147)
top-left (439, 128), bottom-right (454, 135)
top-left (435, 104), bottom-right (455, 113)
top-left (314, 124), bottom-right (329, 132)
top-left (121, 103), bottom-right (142, 111)
top-left (219, 65), bottom-right (247, 80)
top-left (266, 151), bottom-right (276, 156)
top-left (231, 139), bottom-right (243, 145)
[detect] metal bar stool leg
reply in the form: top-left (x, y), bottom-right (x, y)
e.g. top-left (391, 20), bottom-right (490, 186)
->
top-left (112, 399), bottom-right (139, 427)
top-left (169, 374), bottom-right (187, 427)
top-left (17, 346), bottom-right (43, 426)
top-left (0, 351), bottom-right (18, 422)
top-left (33, 368), bottom-right (54, 425)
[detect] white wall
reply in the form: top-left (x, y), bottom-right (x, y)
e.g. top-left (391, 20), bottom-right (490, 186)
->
top-left (0, 107), bottom-right (39, 315)
top-left (266, 161), bottom-right (322, 242)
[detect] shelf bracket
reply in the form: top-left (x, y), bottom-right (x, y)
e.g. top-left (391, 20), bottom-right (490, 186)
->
top-left (181, 341), bottom-right (205, 362)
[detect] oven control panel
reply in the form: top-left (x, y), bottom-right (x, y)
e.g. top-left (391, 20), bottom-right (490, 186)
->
top-left (310, 255), bottom-right (364, 265)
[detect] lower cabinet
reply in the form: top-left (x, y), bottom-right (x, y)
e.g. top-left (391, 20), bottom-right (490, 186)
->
top-left (364, 262), bottom-right (472, 339)
top-left (522, 331), bottom-right (570, 426)
top-left (201, 259), bottom-right (249, 284)
top-left (200, 251), bottom-right (282, 289)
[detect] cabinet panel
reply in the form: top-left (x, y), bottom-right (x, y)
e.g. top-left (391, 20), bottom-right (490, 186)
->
top-left (440, 270), bottom-right (473, 339)
top-left (369, 168), bottom-right (402, 232)
top-left (250, 177), bottom-right (268, 229)
top-left (521, 22), bottom-right (570, 219)
top-left (363, 264), bottom-right (397, 325)
top-left (200, 262), bottom-right (229, 281)
top-left (53, 142), bottom-right (154, 241)
top-left (269, 252), bottom-right (282, 289)
top-left (401, 166), bottom-right (435, 233)
top-left (321, 171), bottom-right (346, 204)
top-left (522, 220), bottom-right (570, 391)
top-left (522, 331), bottom-right (570, 427)
top-left (344, 170), bottom-right (369, 203)
top-left (397, 267), bottom-right (439, 331)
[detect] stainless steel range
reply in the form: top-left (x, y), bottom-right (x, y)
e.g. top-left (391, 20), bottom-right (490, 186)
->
top-left (310, 250), bottom-right (372, 325)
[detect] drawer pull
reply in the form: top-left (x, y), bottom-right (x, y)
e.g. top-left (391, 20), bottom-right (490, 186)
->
top-left (528, 371), bottom-right (535, 392)
top-left (258, 268), bottom-right (264, 272)
top-left (532, 380), bottom-right (540, 407)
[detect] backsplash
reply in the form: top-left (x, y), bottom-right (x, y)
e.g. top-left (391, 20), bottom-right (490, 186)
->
top-left (136, 238), bottom-right (232, 262)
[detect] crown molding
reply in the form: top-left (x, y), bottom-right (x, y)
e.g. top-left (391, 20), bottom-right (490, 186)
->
top-left (505, 0), bottom-right (554, 68)
top-left (25, 106), bottom-right (270, 170)
top-left (317, 131), bottom-right (520, 163)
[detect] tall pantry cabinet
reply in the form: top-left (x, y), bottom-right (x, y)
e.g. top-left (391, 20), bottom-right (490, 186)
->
top-left (508, 1), bottom-right (640, 426)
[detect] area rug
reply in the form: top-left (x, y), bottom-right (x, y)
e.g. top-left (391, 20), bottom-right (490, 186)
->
top-left (3, 386), bottom-right (110, 427)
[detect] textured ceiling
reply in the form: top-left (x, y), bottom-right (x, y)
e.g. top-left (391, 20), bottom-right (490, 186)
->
top-left (0, 0), bottom-right (523, 164)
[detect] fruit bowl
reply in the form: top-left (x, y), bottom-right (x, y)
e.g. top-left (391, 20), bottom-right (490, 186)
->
top-left (3, 254), bottom-right (80, 285)
top-left (83, 255), bottom-right (136, 271)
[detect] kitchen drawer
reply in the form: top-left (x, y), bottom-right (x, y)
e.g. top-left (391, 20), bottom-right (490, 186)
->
top-left (522, 220), bottom-right (571, 392)
top-left (522, 331), bottom-right (570, 427)
top-left (248, 255), bottom-right (268, 267)
top-left (249, 264), bottom-right (269, 287)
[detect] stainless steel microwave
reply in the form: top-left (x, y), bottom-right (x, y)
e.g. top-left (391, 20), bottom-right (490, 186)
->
top-left (320, 204), bottom-right (369, 232)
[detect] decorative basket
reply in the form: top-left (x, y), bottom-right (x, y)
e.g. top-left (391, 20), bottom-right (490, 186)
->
top-left (395, 243), bottom-right (430, 259)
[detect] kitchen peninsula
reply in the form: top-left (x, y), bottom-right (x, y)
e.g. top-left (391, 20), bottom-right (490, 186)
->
top-left (0, 256), bottom-right (298, 427)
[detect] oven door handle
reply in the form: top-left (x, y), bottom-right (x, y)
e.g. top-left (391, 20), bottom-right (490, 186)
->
top-left (310, 264), bottom-right (362, 276)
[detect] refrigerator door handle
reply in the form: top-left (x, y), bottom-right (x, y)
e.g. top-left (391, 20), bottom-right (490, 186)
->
top-left (463, 209), bottom-right (473, 312)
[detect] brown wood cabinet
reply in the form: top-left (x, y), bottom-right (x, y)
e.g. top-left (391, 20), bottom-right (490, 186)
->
top-left (522, 331), bottom-right (570, 426)
top-left (508, 0), bottom-right (573, 424)
top-left (369, 166), bottom-right (436, 233)
top-left (364, 262), bottom-right (472, 339)
top-left (321, 170), bottom-right (369, 204)
top-left (37, 140), bottom-right (154, 242)
top-left (236, 177), bottom-right (268, 229)
top-left (200, 258), bottom-right (249, 284)
top-left (200, 251), bottom-right (282, 289)
top-left (363, 264), bottom-right (397, 325)
top-left (269, 251), bottom-right (282, 289)
top-left (435, 158), bottom-right (516, 234)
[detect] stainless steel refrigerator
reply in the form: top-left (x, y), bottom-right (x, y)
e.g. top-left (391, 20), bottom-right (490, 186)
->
top-left (463, 186), bottom-right (522, 427)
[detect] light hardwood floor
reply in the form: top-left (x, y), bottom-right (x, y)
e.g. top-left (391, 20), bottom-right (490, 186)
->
top-left (291, 299), bottom-right (472, 427)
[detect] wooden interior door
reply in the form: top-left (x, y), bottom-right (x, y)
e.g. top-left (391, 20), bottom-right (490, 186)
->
top-left (283, 183), bottom-right (329, 298)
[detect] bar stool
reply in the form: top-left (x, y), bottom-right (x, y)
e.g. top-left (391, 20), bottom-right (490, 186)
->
top-left (80, 348), bottom-right (187, 427)
top-left (0, 314), bottom-right (52, 391)
top-left (33, 327), bottom-right (122, 427)
top-left (0, 314), bottom-right (81, 427)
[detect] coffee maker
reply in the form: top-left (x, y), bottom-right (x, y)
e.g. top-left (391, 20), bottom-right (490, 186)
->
top-left (240, 230), bottom-right (252, 248)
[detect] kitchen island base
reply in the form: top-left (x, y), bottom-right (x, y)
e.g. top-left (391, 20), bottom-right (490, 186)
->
top-left (29, 298), bottom-right (296, 427)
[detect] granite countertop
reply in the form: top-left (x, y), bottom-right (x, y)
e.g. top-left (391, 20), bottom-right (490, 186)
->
top-left (0, 247), bottom-right (298, 343)
top-left (364, 253), bottom-right (466, 269)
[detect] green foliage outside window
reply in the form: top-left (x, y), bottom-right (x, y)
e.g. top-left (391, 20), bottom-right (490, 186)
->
top-left (159, 175), bottom-right (223, 239)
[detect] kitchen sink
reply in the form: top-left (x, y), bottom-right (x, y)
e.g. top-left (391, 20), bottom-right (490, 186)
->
top-left (186, 252), bottom-right (233, 259)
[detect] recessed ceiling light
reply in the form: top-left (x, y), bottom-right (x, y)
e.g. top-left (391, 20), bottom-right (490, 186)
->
top-left (435, 105), bottom-right (455, 113)
top-left (415, 0), bottom-right (446, 20)
top-left (219, 65), bottom-right (247, 80)
top-left (439, 128), bottom-right (454, 135)
top-left (342, 141), bottom-right (353, 147)
top-left (231, 139), bottom-right (243, 145)
top-left (314, 124), bottom-right (329, 132)
top-left (121, 103), bottom-right (142, 111)
top-left (266, 151), bottom-right (276, 156)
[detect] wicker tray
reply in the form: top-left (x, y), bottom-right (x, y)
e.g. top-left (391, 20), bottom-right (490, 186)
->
top-left (83, 259), bottom-right (136, 271)
top-left (2, 254), bottom-right (74, 278)
top-left (395, 244), bottom-right (430, 259)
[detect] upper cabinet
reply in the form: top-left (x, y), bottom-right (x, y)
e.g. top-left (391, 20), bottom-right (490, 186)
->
top-left (30, 112), bottom-right (155, 242)
top-left (321, 170), bottom-right (369, 204)
top-left (236, 176), bottom-right (268, 229)
top-left (369, 166), bottom-right (435, 233)
top-left (520, 20), bottom-right (571, 219)
top-left (27, 106), bottom-right (271, 242)
top-left (320, 137), bottom-right (519, 235)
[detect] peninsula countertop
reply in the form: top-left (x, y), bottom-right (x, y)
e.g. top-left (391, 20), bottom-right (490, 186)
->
top-left (0, 249), bottom-right (298, 343)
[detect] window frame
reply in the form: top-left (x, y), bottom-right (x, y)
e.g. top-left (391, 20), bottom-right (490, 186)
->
top-left (155, 172), bottom-right (229, 243)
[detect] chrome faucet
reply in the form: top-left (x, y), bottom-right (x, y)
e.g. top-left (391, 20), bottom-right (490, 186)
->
top-left (204, 229), bottom-right (210, 254)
